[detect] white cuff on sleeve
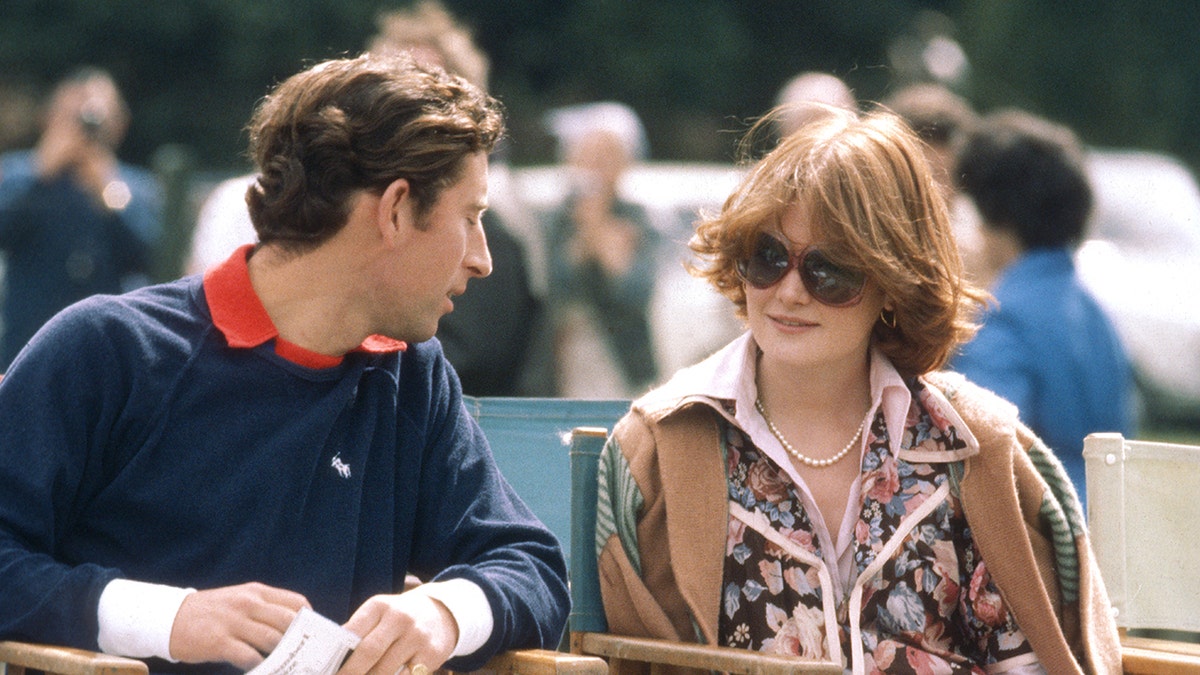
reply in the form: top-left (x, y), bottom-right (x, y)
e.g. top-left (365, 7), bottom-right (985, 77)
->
top-left (406, 578), bottom-right (493, 658)
top-left (97, 578), bottom-right (196, 661)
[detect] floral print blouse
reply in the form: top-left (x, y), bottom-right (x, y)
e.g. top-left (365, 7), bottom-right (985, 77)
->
top-left (719, 379), bottom-right (1040, 674)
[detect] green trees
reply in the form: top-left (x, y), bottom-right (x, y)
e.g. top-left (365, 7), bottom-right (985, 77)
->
top-left (1, 0), bottom-right (1195, 171)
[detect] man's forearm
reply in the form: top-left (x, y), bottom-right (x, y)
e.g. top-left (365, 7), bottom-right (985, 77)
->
top-left (97, 578), bottom-right (195, 660)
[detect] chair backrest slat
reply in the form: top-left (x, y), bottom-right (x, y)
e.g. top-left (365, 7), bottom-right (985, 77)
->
top-left (1084, 432), bottom-right (1200, 633)
top-left (569, 427), bottom-right (611, 634)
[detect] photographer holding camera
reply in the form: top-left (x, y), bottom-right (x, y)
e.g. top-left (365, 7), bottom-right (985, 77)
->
top-left (0, 67), bottom-right (162, 370)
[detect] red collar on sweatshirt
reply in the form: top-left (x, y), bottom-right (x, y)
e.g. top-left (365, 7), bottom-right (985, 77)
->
top-left (202, 244), bottom-right (406, 369)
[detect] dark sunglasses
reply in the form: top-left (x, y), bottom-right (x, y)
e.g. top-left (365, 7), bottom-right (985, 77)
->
top-left (735, 232), bottom-right (867, 307)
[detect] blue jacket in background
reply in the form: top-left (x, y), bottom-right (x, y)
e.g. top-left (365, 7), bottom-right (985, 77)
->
top-left (951, 248), bottom-right (1135, 503)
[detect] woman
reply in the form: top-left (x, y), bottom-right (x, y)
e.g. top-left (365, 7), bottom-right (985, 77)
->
top-left (595, 106), bottom-right (1120, 674)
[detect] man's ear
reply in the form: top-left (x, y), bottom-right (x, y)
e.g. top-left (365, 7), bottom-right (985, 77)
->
top-left (376, 177), bottom-right (413, 244)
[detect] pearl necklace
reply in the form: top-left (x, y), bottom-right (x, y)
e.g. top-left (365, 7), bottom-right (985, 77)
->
top-left (754, 398), bottom-right (864, 468)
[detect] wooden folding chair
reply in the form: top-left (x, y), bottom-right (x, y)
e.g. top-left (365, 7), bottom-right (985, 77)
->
top-left (566, 427), bottom-right (842, 675)
top-left (0, 641), bottom-right (148, 675)
top-left (1084, 432), bottom-right (1200, 674)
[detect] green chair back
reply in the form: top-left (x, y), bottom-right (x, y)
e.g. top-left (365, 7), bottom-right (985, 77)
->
top-left (567, 427), bottom-right (611, 634)
top-left (463, 396), bottom-right (628, 566)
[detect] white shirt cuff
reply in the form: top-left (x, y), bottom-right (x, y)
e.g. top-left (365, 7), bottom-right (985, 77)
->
top-left (97, 578), bottom-right (196, 661)
top-left (406, 578), bottom-right (493, 658)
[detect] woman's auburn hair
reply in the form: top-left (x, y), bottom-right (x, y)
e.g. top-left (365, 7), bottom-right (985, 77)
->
top-left (689, 104), bottom-right (990, 377)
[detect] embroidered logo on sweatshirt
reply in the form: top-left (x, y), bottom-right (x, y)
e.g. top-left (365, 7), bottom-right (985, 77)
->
top-left (331, 453), bottom-right (351, 479)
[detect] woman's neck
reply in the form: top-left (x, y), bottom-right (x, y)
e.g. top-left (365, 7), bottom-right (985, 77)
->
top-left (755, 349), bottom-right (873, 419)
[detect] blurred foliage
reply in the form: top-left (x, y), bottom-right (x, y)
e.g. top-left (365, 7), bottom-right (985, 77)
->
top-left (1, 0), bottom-right (1197, 172)
top-left (0, 0), bottom-right (383, 170)
top-left (955, 3), bottom-right (1200, 170)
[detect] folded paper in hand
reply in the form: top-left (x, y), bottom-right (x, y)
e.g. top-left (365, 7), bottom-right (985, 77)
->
top-left (246, 607), bottom-right (361, 675)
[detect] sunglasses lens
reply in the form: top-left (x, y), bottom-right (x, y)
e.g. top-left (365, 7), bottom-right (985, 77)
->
top-left (738, 233), bottom-right (791, 288)
top-left (738, 233), bottom-right (867, 306)
top-left (801, 249), bottom-right (866, 306)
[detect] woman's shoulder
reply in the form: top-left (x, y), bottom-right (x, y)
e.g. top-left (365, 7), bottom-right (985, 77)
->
top-left (616, 388), bottom-right (724, 459)
top-left (922, 372), bottom-right (1053, 522)
top-left (922, 369), bottom-right (1037, 461)
top-left (924, 370), bottom-right (1020, 423)
top-left (631, 333), bottom-right (752, 418)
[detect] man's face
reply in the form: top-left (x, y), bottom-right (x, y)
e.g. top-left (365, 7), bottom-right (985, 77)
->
top-left (381, 152), bottom-right (492, 343)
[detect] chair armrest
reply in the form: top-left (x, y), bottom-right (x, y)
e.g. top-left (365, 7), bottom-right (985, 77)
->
top-left (573, 632), bottom-right (841, 674)
top-left (480, 649), bottom-right (608, 675)
top-left (0, 643), bottom-right (607, 675)
top-left (1121, 635), bottom-right (1200, 675)
top-left (0, 641), bottom-right (148, 675)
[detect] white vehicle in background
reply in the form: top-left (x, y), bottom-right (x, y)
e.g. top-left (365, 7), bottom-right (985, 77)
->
top-left (1079, 149), bottom-right (1200, 426)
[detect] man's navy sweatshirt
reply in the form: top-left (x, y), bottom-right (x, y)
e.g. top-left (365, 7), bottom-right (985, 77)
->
top-left (0, 251), bottom-right (569, 673)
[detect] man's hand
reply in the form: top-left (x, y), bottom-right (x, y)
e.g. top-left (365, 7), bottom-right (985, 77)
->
top-left (33, 106), bottom-right (90, 181)
top-left (337, 593), bottom-right (459, 675)
top-left (169, 582), bottom-right (310, 670)
top-left (569, 194), bottom-right (640, 277)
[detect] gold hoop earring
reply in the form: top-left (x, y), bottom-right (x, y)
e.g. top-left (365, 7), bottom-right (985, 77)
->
top-left (880, 309), bottom-right (897, 328)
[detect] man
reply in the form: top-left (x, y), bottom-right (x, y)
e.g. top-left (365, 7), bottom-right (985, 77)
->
top-left (0, 53), bottom-right (568, 674)
top-left (952, 108), bottom-right (1136, 506)
top-left (0, 67), bottom-right (162, 369)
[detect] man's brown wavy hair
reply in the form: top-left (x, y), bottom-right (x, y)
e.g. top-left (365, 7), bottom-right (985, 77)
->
top-left (245, 52), bottom-right (504, 253)
top-left (689, 104), bottom-right (990, 377)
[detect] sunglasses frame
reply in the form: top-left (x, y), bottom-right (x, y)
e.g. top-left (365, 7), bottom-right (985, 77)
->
top-left (735, 231), bottom-right (867, 307)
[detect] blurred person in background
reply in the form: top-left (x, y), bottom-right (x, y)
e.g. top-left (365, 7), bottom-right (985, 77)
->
top-left (952, 109), bottom-right (1136, 507)
top-left (0, 79), bottom-right (41, 357)
top-left (773, 71), bottom-right (856, 137)
top-left (0, 67), bottom-right (161, 370)
top-left (544, 101), bottom-right (660, 398)
top-left (884, 82), bottom-right (991, 286)
top-left (187, 0), bottom-right (548, 396)
top-left (596, 104), bottom-right (1120, 673)
top-left (372, 0), bottom-right (550, 396)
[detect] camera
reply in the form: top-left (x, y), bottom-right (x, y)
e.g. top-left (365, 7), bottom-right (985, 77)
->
top-left (77, 101), bottom-right (109, 144)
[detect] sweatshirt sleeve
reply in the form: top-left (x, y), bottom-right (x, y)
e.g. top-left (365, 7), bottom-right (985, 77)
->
top-left (0, 302), bottom-right (132, 649)
top-left (401, 344), bottom-right (569, 671)
top-left (97, 579), bottom-right (195, 659)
